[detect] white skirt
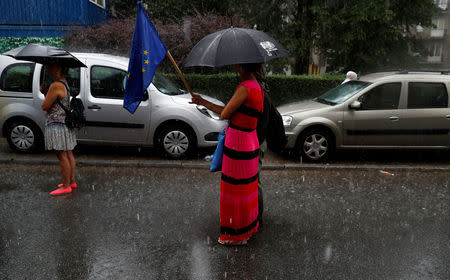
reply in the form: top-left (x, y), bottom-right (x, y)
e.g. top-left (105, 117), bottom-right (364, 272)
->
top-left (45, 123), bottom-right (77, 151)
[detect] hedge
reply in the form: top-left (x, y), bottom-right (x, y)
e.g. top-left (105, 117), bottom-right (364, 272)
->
top-left (165, 73), bottom-right (345, 106)
top-left (0, 37), bottom-right (65, 54)
top-left (0, 38), bottom-right (344, 105)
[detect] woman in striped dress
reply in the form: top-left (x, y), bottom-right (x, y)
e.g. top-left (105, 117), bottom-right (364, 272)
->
top-left (191, 63), bottom-right (263, 245)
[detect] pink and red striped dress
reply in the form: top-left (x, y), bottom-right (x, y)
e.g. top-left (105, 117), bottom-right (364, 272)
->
top-left (219, 80), bottom-right (263, 243)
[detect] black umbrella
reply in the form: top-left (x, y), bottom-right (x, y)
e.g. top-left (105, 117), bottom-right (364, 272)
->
top-left (3, 43), bottom-right (87, 68)
top-left (183, 27), bottom-right (290, 67)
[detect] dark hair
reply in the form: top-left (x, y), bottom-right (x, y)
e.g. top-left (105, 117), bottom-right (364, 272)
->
top-left (45, 63), bottom-right (69, 76)
top-left (240, 63), bottom-right (263, 74)
top-left (254, 64), bottom-right (270, 96)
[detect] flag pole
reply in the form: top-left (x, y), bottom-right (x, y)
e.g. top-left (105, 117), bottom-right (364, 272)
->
top-left (166, 50), bottom-right (194, 97)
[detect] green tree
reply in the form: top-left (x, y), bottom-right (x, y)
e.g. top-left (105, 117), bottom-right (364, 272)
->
top-left (142, 0), bottom-right (229, 23)
top-left (224, 0), bottom-right (437, 73)
top-left (108, 0), bottom-right (437, 74)
top-left (311, 0), bottom-right (436, 72)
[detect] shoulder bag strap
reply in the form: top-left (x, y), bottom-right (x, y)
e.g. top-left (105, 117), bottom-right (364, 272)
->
top-left (56, 98), bottom-right (69, 113)
top-left (55, 80), bottom-right (70, 112)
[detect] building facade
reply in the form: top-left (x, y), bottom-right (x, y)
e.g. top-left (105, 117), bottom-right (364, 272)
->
top-left (0, 0), bottom-right (109, 37)
top-left (415, 0), bottom-right (450, 68)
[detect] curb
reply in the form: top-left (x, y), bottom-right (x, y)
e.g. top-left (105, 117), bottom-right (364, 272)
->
top-left (1, 157), bottom-right (449, 172)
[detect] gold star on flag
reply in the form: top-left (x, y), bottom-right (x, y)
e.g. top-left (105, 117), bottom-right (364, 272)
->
top-left (143, 50), bottom-right (148, 55)
top-left (142, 68), bottom-right (146, 72)
top-left (144, 60), bottom-right (149, 64)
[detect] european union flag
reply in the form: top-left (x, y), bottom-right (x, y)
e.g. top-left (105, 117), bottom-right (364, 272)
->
top-left (123, 1), bottom-right (167, 114)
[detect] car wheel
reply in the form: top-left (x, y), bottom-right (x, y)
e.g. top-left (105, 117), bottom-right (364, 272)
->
top-left (156, 124), bottom-right (196, 159)
top-left (6, 120), bottom-right (43, 153)
top-left (297, 128), bottom-right (333, 162)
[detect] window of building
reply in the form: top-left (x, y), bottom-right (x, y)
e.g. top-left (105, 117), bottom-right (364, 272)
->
top-left (435, 0), bottom-right (448, 10)
top-left (432, 17), bottom-right (446, 29)
top-left (429, 43), bottom-right (443, 57)
top-left (0, 63), bottom-right (35, 92)
top-left (89, 0), bottom-right (105, 9)
top-left (91, 66), bottom-right (127, 99)
top-left (408, 82), bottom-right (448, 109)
top-left (358, 83), bottom-right (401, 110)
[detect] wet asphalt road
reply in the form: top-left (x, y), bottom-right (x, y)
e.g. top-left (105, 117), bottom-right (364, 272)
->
top-left (0, 164), bottom-right (449, 280)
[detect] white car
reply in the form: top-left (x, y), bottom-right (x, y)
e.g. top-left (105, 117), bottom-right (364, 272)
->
top-left (0, 53), bottom-right (226, 158)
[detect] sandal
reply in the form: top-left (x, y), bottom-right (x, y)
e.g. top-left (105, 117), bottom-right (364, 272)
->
top-left (50, 186), bottom-right (72, 196)
top-left (218, 238), bottom-right (248, 246)
top-left (58, 183), bottom-right (77, 189)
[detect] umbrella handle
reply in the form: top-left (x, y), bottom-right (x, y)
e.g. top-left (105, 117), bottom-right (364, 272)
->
top-left (167, 51), bottom-right (194, 97)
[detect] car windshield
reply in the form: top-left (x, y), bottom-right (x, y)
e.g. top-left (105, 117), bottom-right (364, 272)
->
top-left (152, 72), bottom-right (183, 95)
top-left (314, 81), bottom-right (371, 105)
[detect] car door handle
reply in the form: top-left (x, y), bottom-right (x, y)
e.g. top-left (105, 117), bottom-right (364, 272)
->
top-left (389, 116), bottom-right (399, 121)
top-left (88, 105), bottom-right (101, 110)
top-left (446, 115), bottom-right (450, 119)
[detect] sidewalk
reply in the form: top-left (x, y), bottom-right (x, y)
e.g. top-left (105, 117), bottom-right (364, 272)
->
top-left (1, 138), bottom-right (449, 171)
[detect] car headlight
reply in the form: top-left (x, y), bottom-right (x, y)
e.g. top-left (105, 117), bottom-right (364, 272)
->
top-left (196, 105), bottom-right (221, 120)
top-left (282, 115), bottom-right (293, 127)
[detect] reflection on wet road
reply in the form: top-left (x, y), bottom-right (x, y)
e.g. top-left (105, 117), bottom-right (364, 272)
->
top-left (0, 165), bottom-right (449, 279)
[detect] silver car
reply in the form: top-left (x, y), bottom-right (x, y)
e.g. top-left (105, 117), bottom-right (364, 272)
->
top-left (279, 71), bottom-right (450, 162)
top-left (0, 53), bottom-right (226, 158)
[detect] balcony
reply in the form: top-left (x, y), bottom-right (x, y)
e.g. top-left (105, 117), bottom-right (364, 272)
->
top-left (427, 56), bottom-right (443, 63)
top-left (438, 3), bottom-right (448, 10)
top-left (430, 28), bottom-right (446, 38)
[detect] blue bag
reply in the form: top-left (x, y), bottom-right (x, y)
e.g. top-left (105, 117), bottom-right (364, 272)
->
top-left (210, 125), bottom-right (227, 172)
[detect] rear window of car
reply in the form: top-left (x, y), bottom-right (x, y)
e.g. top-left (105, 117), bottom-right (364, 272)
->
top-left (0, 63), bottom-right (35, 92)
top-left (407, 82), bottom-right (448, 108)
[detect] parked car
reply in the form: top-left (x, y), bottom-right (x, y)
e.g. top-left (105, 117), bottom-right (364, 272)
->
top-left (0, 53), bottom-right (226, 158)
top-left (279, 71), bottom-right (450, 162)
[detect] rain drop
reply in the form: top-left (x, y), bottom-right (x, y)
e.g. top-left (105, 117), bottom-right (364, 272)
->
top-left (323, 245), bottom-right (333, 262)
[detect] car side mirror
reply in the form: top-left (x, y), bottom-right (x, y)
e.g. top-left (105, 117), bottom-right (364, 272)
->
top-left (142, 90), bottom-right (149, 101)
top-left (349, 100), bottom-right (361, 110)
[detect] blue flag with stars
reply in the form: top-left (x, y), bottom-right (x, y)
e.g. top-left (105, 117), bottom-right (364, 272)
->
top-left (123, 1), bottom-right (167, 114)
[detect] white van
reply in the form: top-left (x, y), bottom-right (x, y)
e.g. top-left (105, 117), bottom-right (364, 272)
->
top-left (0, 53), bottom-right (226, 158)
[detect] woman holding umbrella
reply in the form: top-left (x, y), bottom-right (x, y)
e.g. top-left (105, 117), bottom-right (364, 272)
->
top-left (186, 27), bottom-right (289, 245)
top-left (191, 63), bottom-right (263, 245)
top-left (41, 64), bottom-right (77, 196)
top-left (4, 44), bottom-right (86, 196)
